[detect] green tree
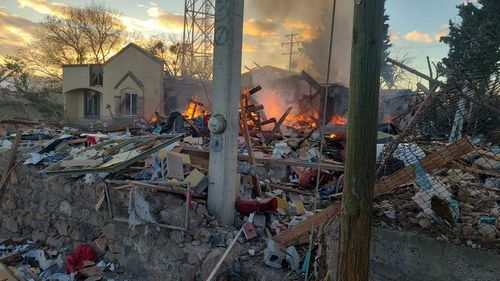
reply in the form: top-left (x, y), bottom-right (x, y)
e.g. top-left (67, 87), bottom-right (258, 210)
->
top-left (380, 12), bottom-right (395, 88)
top-left (440, 0), bottom-right (500, 93)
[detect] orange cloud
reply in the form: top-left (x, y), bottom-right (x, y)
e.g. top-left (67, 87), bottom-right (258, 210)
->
top-left (129, 3), bottom-right (183, 34)
top-left (403, 30), bottom-right (433, 43)
top-left (17, 0), bottom-right (67, 16)
top-left (283, 19), bottom-right (321, 40)
top-left (242, 42), bottom-right (256, 53)
top-left (243, 18), bottom-right (279, 37)
top-left (157, 11), bottom-right (184, 31)
top-left (0, 8), bottom-right (38, 56)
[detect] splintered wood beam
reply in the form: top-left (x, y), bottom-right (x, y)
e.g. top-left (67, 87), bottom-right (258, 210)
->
top-left (266, 106), bottom-right (293, 144)
top-left (273, 203), bottom-right (341, 246)
top-left (0, 130), bottom-right (22, 199)
top-left (245, 105), bottom-right (264, 112)
top-left (240, 97), bottom-right (263, 196)
top-left (375, 138), bottom-right (475, 196)
top-left (377, 139), bottom-right (475, 193)
top-left (271, 138), bottom-right (473, 249)
top-left (297, 127), bottom-right (317, 147)
top-left (260, 118), bottom-right (277, 126)
top-left (267, 183), bottom-right (314, 196)
top-left (247, 85), bottom-right (262, 95)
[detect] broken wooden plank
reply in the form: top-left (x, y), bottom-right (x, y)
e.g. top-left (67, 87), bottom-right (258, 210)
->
top-left (375, 138), bottom-right (475, 196)
top-left (260, 118), bottom-right (277, 126)
top-left (449, 161), bottom-right (500, 178)
top-left (297, 127), bottom-right (318, 147)
top-left (266, 106), bottom-right (293, 144)
top-left (180, 147), bottom-right (345, 171)
top-left (245, 105), bottom-right (264, 112)
top-left (61, 159), bottom-right (103, 168)
top-left (273, 203), bottom-right (341, 246)
top-left (241, 97), bottom-right (263, 196)
top-left (476, 148), bottom-right (500, 162)
top-left (123, 180), bottom-right (207, 199)
top-left (268, 183), bottom-right (314, 196)
top-left (247, 85), bottom-right (262, 96)
top-left (0, 131), bottom-right (21, 200)
top-left (272, 139), bottom-right (475, 247)
top-left (242, 155), bottom-right (345, 172)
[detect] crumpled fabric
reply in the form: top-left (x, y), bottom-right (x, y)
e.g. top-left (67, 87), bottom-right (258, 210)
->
top-left (128, 188), bottom-right (157, 226)
top-left (235, 197), bottom-right (277, 216)
top-left (65, 244), bottom-right (97, 273)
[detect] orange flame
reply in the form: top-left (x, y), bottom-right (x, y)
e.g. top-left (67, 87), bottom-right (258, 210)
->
top-left (330, 115), bottom-right (347, 125)
top-left (285, 112), bottom-right (318, 129)
top-left (183, 97), bottom-right (205, 119)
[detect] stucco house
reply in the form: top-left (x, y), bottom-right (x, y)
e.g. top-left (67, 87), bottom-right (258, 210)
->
top-left (62, 43), bottom-right (165, 122)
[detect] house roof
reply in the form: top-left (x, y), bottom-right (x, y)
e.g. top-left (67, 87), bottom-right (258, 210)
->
top-left (61, 43), bottom-right (163, 67)
top-left (241, 65), bottom-right (298, 80)
top-left (105, 42), bottom-right (163, 66)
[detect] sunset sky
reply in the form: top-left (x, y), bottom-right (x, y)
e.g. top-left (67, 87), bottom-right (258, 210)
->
top-left (0, 0), bottom-right (475, 86)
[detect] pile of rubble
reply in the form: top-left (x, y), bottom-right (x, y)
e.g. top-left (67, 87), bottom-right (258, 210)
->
top-left (1, 76), bottom-right (499, 280)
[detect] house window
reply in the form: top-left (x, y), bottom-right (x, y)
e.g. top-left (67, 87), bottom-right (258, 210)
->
top-left (90, 65), bottom-right (103, 87)
top-left (123, 93), bottom-right (137, 115)
top-left (84, 90), bottom-right (100, 119)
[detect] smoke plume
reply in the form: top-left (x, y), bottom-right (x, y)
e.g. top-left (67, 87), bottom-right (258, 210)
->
top-left (245, 0), bottom-right (354, 85)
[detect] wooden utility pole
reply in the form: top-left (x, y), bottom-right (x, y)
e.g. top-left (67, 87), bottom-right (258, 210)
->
top-left (337, 0), bottom-right (385, 280)
top-left (281, 33), bottom-right (303, 71)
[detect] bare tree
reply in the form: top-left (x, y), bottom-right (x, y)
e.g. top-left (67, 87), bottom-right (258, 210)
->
top-left (142, 34), bottom-right (188, 77)
top-left (18, 2), bottom-right (126, 81)
top-left (73, 2), bottom-right (126, 63)
top-left (0, 56), bottom-right (24, 84)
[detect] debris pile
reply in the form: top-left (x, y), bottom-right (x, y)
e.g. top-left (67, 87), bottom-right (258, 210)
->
top-left (0, 69), bottom-right (499, 279)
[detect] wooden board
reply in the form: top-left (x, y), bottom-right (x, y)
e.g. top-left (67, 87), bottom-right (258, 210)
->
top-left (375, 138), bottom-right (475, 195)
top-left (273, 203), bottom-right (341, 246)
top-left (272, 139), bottom-right (475, 246)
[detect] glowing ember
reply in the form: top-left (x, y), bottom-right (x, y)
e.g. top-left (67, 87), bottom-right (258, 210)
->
top-left (285, 112), bottom-right (319, 129)
top-left (384, 113), bottom-right (392, 124)
top-left (183, 97), bottom-right (206, 119)
top-left (330, 115), bottom-right (347, 125)
top-left (328, 133), bottom-right (338, 139)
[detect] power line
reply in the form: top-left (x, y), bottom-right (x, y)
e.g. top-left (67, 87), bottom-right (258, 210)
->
top-left (281, 33), bottom-right (303, 71)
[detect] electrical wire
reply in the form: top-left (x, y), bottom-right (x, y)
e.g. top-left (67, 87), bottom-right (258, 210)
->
top-left (304, 0), bottom-right (337, 280)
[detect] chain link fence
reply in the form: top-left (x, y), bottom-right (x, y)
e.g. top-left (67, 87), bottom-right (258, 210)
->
top-left (374, 70), bottom-right (500, 248)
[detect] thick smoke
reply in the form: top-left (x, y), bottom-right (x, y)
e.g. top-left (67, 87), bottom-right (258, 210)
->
top-left (245, 0), bottom-right (354, 85)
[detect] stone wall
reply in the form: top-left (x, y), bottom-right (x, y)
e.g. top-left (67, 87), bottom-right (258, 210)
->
top-left (0, 153), bottom-right (251, 281)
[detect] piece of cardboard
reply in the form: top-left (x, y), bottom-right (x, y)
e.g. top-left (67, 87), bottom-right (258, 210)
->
top-left (184, 169), bottom-right (205, 187)
top-left (61, 159), bottom-right (103, 168)
top-left (167, 153), bottom-right (185, 180)
top-left (160, 150), bottom-right (191, 164)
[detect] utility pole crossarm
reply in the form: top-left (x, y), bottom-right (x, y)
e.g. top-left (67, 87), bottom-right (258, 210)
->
top-left (281, 33), bottom-right (303, 71)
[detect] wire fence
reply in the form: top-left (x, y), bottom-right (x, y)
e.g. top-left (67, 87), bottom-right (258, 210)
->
top-left (374, 71), bottom-right (500, 247)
